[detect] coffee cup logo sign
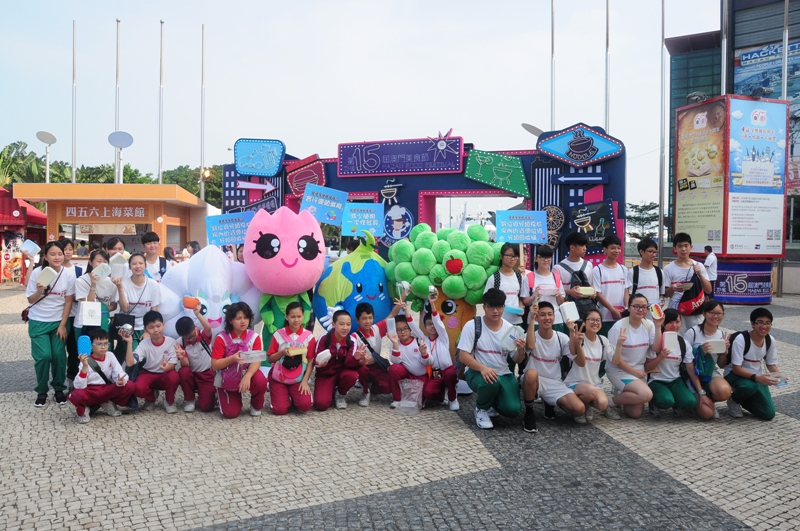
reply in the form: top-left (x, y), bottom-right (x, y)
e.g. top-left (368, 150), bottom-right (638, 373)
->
top-left (565, 130), bottom-right (599, 162)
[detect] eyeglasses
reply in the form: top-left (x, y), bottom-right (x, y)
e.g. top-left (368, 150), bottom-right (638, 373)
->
top-left (395, 327), bottom-right (411, 333)
top-left (643, 249), bottom-right (658, 254)
top-left (502, 254), bottom-right (518, 259)
top-left (484, 305), bottom-right (504, 311)
top-left (706, 312), bottom-right (724, 316)
top-left (630, 305), bottom-right (649, 311)
top-left (537, 257), bottom-right (552, 261)
top-left (92, 342), bottom-right (109, 348)
top-left (753, 320), bottom-right (772, 327)
top-left (585, 318), bottom-right (602, 324)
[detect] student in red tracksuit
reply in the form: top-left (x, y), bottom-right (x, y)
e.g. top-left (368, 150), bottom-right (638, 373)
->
top-left (266, 302), bottom-right (317, 415)
top-left (312, 309), bottom-right (365, 411)
top-left (128, 311), bottom-right (181, 413)
top-left (69, 328), bottom-right (136, 423)
top-left (387, 315), bottom-right (435, 408)
top-left (351, 300), bottom-right (403, 407)
top-left (174, 308), bottom-right (215, 413)
top-left (210, 302), bottom-right (268, 418)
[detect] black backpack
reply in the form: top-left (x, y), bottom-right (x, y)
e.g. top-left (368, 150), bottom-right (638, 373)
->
top-left (492, 270), bottom-right (523, 293)
top-left (558, 260), bottom-right (597, 320)
top-left (630, 265), bottom-right (663, 297)
top-left (719, 331), bottom-right (772, 369)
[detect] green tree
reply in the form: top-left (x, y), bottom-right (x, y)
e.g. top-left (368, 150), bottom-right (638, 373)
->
top-left (626, 201), bottom-right (659, 241)
top-left (162, 164), bottom-right (222, 209)
top-left (0, 141), bottom-right (42, 188)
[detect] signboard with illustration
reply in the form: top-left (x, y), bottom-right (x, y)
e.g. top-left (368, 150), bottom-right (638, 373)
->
top-left (338, 131), bottom-right (463, 177)
top-left (536, 123), bottom-right (624, 168)
top-left (206, 212), bottom-right (256, 247)
top-left (342, 203), bottom-right (384, 238)
top-left (569, 200), bottom-right (617, 256)
top-left (465, 150), bottom-right (530, 197)
top-left (673, 98), bottom-right (727, 253)
top-left (381, 204), bottom-right (414, 244)
top-left (713, 260), bottom-right (774, 304)
top-left (2, 230), bottom-right (23, 284)
top-left (300, 184), bottom-right (348, 226)
top-left (494, 210), bottom-right (547, 244)
top-left (725, 97), bottom-right (788, 257)
top-left (233, 139), bottom-right (286, 178)
top-left (222, 164), bottom-right (283, 215)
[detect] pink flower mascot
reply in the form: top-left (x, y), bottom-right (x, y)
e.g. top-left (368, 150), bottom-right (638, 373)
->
top-left (244, 207), bottom-right (326, 345)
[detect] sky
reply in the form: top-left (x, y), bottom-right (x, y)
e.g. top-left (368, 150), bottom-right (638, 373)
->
top-left (1, 0), bottom-right (720, 213)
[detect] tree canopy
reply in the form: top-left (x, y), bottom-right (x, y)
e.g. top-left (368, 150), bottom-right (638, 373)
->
top-left (626, 201), bottom-right (659, 241)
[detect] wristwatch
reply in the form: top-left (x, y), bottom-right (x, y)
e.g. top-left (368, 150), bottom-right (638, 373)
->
top-left (698, 390), bottom-right (706, 396)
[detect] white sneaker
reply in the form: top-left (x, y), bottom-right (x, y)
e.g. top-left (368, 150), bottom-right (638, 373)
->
top-left (584, 407), bottom-right (594, 421)
top-left (474, 407), bottom-right (494, 429)
top-left (354, 381), bottom-right (362, 388)
top-left (727, 398), bottom-right (743, 418)
top-left (573, 414), bottom-right (587, 424)
top-left (487, 407), bottom-right (499, 418)
top-left (183, 400), bottom-right (196, 413)
top-left (449, 398), bottom-right (460, 411)
top-left (358, 392), bottom-right (371, 407)
top-left (335, 391), bottom-right (347, 410)
top-left (456, 380), bottom-right (473, 395)
top-left (76, 411), bottom-right (90, 424)
top-left (390, 401), bottom-right (400, 409)
top-left (712, 407), bottom-right (720, 419)
top-left (101, 402), bottom-right (121, 417)
top-left (249, 406), bottom-right (262, 417)
top-left (164, 402), bottom-right (178, 414)
top-left (140, 400), bottom-right (155, 411)
top-left (604, 406), bottom-right (621, 420)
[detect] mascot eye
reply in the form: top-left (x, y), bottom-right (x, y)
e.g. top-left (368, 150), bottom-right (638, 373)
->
top-left (378, 282), bottom-right (384, 292)
top-left (199, 304), bottom-right (208, 316)
top-left (254, 232), bottom-right (280, 259)
top-left (356, 282), bottom-right (363, 294)
top-left (441, 300), bottom-right (457, 315)
top-left (297, 234), bottom-right (321, 261)
top-left (423, 301), bottom-right (431, 313)
top-left (222, 304), bottom-right (230, 315)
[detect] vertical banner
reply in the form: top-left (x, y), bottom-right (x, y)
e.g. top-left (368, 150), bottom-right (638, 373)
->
top-left (300, 184), bottom-right (348, 226)
top-left (2, 230), bottom-right (23, 284)
top-left (674, 98), bottom-right (727, 253)
top-left (725, 97), bottom-right (788, 257)
top-left (342, 203), bottom-right (384, 237)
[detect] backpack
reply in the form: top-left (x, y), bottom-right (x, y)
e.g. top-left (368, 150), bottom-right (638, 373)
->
top-left (718, 331), bottom-right (772, 369)
top-left (658, 334), bottom-right (688, 382)
top-left (216, 330), bottom-right (257, 392)
top-left (271, 328), bottom-right (312, 384)
top-left (492, 270), bottom-right (523, 294)
top-left (526, 270), bottom-right (562, 296)
top-left (630, 265), bottom-right (662, 297)
top-left (676, 263), bottom-right (706, 316)
top-left (558, 260), bottom-right (598, 320)
top-left (454, 316), bottom-right (483, 380)
top-left (679, 327), bottom-right (717, 384)
top-left (158, 257), bottom-right (167, 279)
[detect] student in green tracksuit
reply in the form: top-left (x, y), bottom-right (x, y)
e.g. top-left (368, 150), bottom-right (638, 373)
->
top-left (26, 241), bottom-right (76, 408)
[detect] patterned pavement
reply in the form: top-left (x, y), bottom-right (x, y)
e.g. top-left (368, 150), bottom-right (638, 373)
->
top-left (0, 285), bottom-right (797, 530)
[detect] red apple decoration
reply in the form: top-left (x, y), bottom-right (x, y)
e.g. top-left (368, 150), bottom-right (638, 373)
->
top-left (445, 257), bottom-right (463, 274)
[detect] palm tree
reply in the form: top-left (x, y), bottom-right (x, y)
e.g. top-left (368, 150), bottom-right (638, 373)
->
top-left (0, 142), bottom-right (42, 189)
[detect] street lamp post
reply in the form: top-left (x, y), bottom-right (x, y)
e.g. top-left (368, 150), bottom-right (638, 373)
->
top-left (36, 131), bottom-right (57, 184)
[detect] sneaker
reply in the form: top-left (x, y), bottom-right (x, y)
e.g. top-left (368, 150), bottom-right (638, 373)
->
top-left (449, 398), bottom-right (460, 411)
top-left (249, 406), bottom-right (262, 417)
top-left (604, 405), bottom-right (621, 420)
top-left (354, 381), bottom-right (362, 389)
top-left (34, 394), bottom-right (47, 407)
top-left (358, 392), bottom-right (371, 407)
top-left (54, 390), bottom-right (68, 406)
top-left (649, 403), bottom-right (661, 418)
top-left (76, 412), bottom-right (90, 424)
top-left (487, 407), bottom-right (499, 418)
top-left (574, 414), bottom-right (587, 424)
top-left (140, 400), bottom-right (156, 411)
top-left (727, 398), bottom-right (743, 418)
top-left (585, 407), bottom-right (594, 421)
top-left (534, 397), bottom-right (543, 403)
top-left (153, 390), bottom-right (160, 403)
top-left (101, 402), bottom-right (121, 417)
top-left (164, 402), bottom-right (178, 414)
top-left (474, 407), bottom-right (494, 429)
top-left (183, 400), bottom-right (196, 413)
top-left (126, 395), bottom-right (140, 411)
top-left (673, 408), bottom-right (683, 418)
top-left (523, 407), bottom-right (538, 433)
top-left (390, 401), bottom-right (400, 409)
top-left (456, 380), bottom-right (473, 395)
top-left (335, 391), bottom-right (347, 410)
top-left (544, 404), bottom-right (556, 420)
top-left (712, 407), bottom-right (720, 419)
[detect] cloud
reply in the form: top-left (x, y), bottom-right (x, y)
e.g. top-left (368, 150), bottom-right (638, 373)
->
top-left (778, 139), bottom-right (786, 149)
top-left (730, 138), bottom-right (741, 151)
top-left (731, 110), bottom-right (744, 120)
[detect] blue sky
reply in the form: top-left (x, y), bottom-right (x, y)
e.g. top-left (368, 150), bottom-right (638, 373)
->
top-left (1, 0), bottom-right (719, 207)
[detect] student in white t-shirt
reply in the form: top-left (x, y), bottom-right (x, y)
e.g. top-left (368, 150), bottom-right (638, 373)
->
top-left (683, 300), bottom-right (732, 419)
top-left (457, 288), bottom-right (526, 431)
top-left (604, 293), bottom-right (663, 419)
top-left (626, 238), bottom-right (664, 315)
top-left (526, 245), bottom-right (566, 332)
top-left (554, 232), bottom-right (597, 314)
top-left (484, 243), bottom-right (529, 325)
top-left (74, 250), bottom-right (126, 337)
top-left (591, 235), bottom-right (628, 336)
top-left (723, 307), bottom-right (782, 420)
top-left (663, 233), bottom-right (712, 334)
top-left (59, 238), bottom-right (83, 392)
top-left (26, 241), bottom-right (76, 408)
top-left (120, 253), bottom-right (162, 350)
top-left (703, 245), bottom-right (717, 298)
top-left (142, 231), bottom-right (170, 282)
top-left (126, 310), bottom-right (180, 413)
top-left (563, 308), bottom-right (612, 421)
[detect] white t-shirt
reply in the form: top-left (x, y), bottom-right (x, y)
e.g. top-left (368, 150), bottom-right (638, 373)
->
top-left (457, 317), bottom-right (515, 376)
top-left (135, 336), bottom-right (178, 373)
top-left (646, 334), bottom-right (686, 382)
top-left (74, 275), bottom-right (119, 329)
top-left (484, 271), bottom-right (528, 325)
top-left (73, 353), bottom-right (128, 388)
top-left (606, 319), bottom-right (655, 373)
top-left (64, 265), bottom-right (82, 318)
top-left (525, 330), bottom-right (570, 380)
top-left (591, 263), bottom-right (627, 322)
top-left (145, 256), bottom-right (170, 282)
top-left (527, 270), bottom-right (566, 325)
top-left (409, 313), bottom-right (452, 369)
top-left (683, 325), bottom-right (724, 364)
top-left (625, 265), bottom-right (664, 308)
top-left (554, 258), bottom-right (594, 293)
top-left (725, 333), bottom-right (777, 377)
top-left (122, 277), bottom-right (162, 330)
top-left (663, 260), bottom-right (709, 333)
top-left (182, 330), bottom-right (214, 373)
top-left (704, 253), bottom-right (717, 281)
top-left (564, 335), bottom-right (612, 387)
top-left (26, 266), bottom-right (76, 323)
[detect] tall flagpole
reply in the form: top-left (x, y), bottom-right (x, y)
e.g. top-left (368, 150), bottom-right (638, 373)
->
top-left (158, 20), bottom-right (164, 184)
top-left (777, 0), bottom-right (789, 297)
top-left (605, 0), bottom-right (610, 132)
top-left (115, 19), bottom-right (121, 184)
top-left (550, 0), bottom-right (555, 131)
top-left (199, 24), bottom-right (205, 201)
top-left (657, 0), bottom-right (666, 267)
top-left (71, 20), bottom-right (77, 183)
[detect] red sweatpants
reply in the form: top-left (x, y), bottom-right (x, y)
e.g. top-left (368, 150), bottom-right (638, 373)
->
top-left (178, 367), bottom-right (216, 412)
top-left (422, 365), bottom-right (458, 402)
top-left (268, 373), bottom-right (312, 415)
top-left (357, 363), bottom-right (391, 395)
top-left (134, 370), bottom-right (181, 405)
top-left (69, 382), bottom-right (136, 416)
top-left (217, 370), bottom-right (268, 419)
top-left (313, 369), bottom-right (359, 411)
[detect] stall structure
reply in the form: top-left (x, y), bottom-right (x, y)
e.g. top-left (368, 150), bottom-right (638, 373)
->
top-left (674, 94), bottom-right (788, 303)
top-left (0, 188), bottom-right (47, 284)
top-left (13, 184), bottom-right (209, 256)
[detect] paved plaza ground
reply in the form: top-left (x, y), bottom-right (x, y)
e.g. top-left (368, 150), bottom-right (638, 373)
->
top-left (0, 285), bottom-right (798, 530)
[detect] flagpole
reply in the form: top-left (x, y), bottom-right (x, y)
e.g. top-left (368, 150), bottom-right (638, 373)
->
top-left (199, 24), bottom-right (205, 200)
top-left (115, 19), bottom-right (121, 184)
top-left (71, 20), bottom-right (77, 183)
top-left (657, 0), bottom-right (665, 267)
top-left (604, 0), bottom-right (610, 133)
top-left (158, 20), bottom-right (164, 184)
top-left (550, 0), bottom-right (556, 131)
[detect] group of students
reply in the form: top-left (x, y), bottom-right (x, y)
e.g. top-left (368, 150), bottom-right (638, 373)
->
top-left (465, 231), bottom-right (783, 433)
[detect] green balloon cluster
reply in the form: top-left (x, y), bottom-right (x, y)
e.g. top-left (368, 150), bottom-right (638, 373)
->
top-left (385, 223), bottom-right (505, 311)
